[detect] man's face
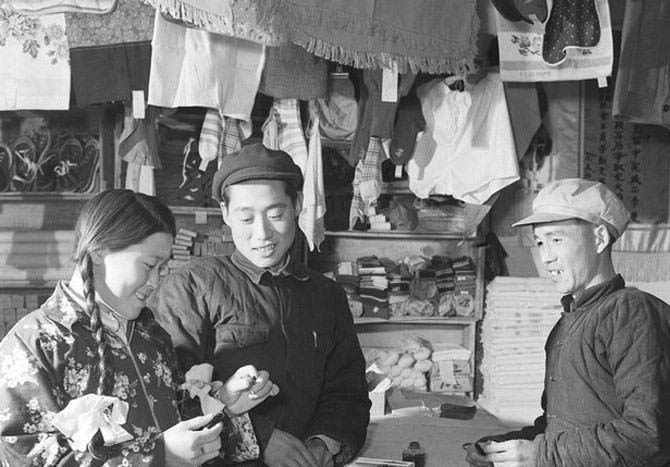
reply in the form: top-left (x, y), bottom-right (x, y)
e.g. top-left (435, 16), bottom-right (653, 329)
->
top-left (533, 220), bottom-right (602, 296)
top-left (221, 180), bottom-right (298, 269)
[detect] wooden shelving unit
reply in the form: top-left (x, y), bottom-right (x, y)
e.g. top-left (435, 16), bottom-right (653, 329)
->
top-left (310, 229), bottom-right (486, 397)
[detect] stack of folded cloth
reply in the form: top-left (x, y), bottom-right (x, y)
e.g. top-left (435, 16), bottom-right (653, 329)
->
top-left (478, 277), bottom-right (562, 425)
top-left (431, 256), bottom-right (455, 296)
top-left (451, 256), bottom-right (477, 317)
top-left (334, 261), bottom-right (359, 296)
top-left (387, 263), bottom-right (411, 309)
top-left (357, 256), bottom-right (389, 318)
top-left (452, 256), bottom-right (476, 295)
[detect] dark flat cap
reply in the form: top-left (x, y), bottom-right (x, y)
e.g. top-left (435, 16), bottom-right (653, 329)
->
top-left (212, 143), bottom-right (304, 203)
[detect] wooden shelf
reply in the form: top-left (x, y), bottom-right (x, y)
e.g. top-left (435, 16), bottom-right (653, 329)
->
top-left (354, 317), bottom-right (477, 325)
top-left (0, 193), bottom-right (96, 201)
top-left (321, 138), bottom-right (352, 151)
top-left (325, 230), bottom-right (478, 241)
top-left (0, 280), bottom-right (59, 288)
top-left (380, 180), bottom-right (412, 195)
top-left (170, 206), bottom-right (222, 215)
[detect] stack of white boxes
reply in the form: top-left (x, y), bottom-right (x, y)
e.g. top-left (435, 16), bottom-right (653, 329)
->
top-left (477, 277), bottom-right (562, 425)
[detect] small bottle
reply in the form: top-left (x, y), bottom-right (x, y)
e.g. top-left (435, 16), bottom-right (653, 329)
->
top-left (402, 441), bottom-right (426, 467)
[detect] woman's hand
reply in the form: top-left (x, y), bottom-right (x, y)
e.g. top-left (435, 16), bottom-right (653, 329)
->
top-left (164, 413), bottom-right (223, 467)
top-left (214, 365), bottom-right (280, 415)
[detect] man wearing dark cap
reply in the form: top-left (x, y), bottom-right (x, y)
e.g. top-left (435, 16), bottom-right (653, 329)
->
top-left (151, 143), bottom-right (370, 467)
top-left (464, 178), bottom-right (670, 467)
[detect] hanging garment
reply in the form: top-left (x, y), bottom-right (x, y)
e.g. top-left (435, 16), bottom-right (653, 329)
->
top-left (299, 102), bottom-right (326, 251)
top-left (495, 0), bottom-right (612, 82)
top-left (146, 0), bottom-right (283, 45)
top-left (257, 0), bottom-right (479, 74)
top-left (70, 42), bottom-right (152, 107)
top-left (198, 108), bottom-right (223, 171)
top-left (407, 74), bottom-right (520, 205)
top-left (0, 7), bottom-right (70, 110)
top-left (490, 0), bottom-right (547, 24)
top-left (611, 0), bottom-right (670, 127)
top-left (148, 12), bottom-right (265, 122)
top-left (503, 82), bottom-right (541, 160)
top-left (389, 90), bottom-right (426, 165)
top-left (539, 81), bottom-right (581, 182)
top-left (7, 0), bottom-right (114, 15)
top-left (219, 117), bottom-right (245, 167)
top-left (349, 70), bottom-right (415, 166)
top-left (315, 73), bottom-right (358, 142)
top-left (199, 109), bottom-right (246, 170)
top-left (543, 0), bottom-right (600, 66)
top-left (259, 43), bottom-right (328, 99)
top-left (262, 99), bottom-right (308, 173)
top-left (65, 0), bottom-right (153, 48)
top-left (119, 104), bottom-right (161, 195)
top-left (349, 137), bottom-right (384, 228)
top-left (262, 107), bottom-right (280, 150)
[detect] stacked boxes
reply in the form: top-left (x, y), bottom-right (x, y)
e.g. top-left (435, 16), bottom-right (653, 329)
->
top-left (428, 342), bottom-right (473, 394)
top-left (168, 228), bottom-right (235, 272)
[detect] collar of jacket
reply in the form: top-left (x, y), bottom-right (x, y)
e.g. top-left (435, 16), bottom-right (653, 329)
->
top-left (43, 281), bottom-right (156, 331)
top-left (231, 249), bottom-right (310, 284)
top-left (560, 274), bottom-right (625, 314)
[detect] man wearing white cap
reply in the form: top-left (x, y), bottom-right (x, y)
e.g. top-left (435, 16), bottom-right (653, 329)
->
top-left (465, 178), bottom-right (670, 466)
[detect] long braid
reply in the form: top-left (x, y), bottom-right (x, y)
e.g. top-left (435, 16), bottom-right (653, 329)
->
top-left (81, 254), bottom-right (115, 459)
top-left (81, 254), bottom-right (110, 395)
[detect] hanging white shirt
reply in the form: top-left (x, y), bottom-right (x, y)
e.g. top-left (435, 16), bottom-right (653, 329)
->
top-left (148, 12), bottom-right (264, 122)
top-left (407, 73), bottom-right (520, 205)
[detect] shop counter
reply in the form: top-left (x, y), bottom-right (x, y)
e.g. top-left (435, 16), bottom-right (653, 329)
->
top-left (358, 409), bottom-right (518, 467)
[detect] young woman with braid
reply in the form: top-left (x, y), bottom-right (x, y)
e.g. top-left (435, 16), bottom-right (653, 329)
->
top-left (0, 190), bottom-right (278, 467)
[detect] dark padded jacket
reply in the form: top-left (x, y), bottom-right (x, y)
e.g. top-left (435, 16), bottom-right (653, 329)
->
top-left (482, 275), bottom-right (670, 466)
top-left (150, 250), bottom-right (370, 466)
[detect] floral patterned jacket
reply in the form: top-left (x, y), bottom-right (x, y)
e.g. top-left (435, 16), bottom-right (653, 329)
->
top-left (0, 282), bottom-right (258, 467)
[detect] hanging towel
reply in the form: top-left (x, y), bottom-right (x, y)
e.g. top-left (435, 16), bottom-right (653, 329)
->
top-left (220, 116), bottom-right (245, 167)
top-left (138, 165), bottom-right (155, 195)
top-left (199, 109), bottom-right (246, 170)
top-left (145, 0), bottom-right (284, 46)
top-left (611, 0), bottom-right (670, 127)
top-left (272, 99), bottom-right (308, 174)
top-left (7, 0), bottom-right (114, 15)
top-left (407, 74), bottom-right (520, 204)
top-left (125, 162), bottom-right (141, 192)
top-left (299, 102), bottom-right (326, 251)
top-left (494, 0), bottom-right (612, 82)
top-left (259, 43), bottom-right (328, 99)
top-left (0, 6), bottom-right (70, 110)
top-left (198, 109), bottom-right (222, 171)
top-left (262, 107), bottom-right (281, 150)
top-left (349, 137), bottom-right (384, 227)
top-left (257, 0), bottom-right (479, 74)
top-left (148, 12), bottom-right (265, 122)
